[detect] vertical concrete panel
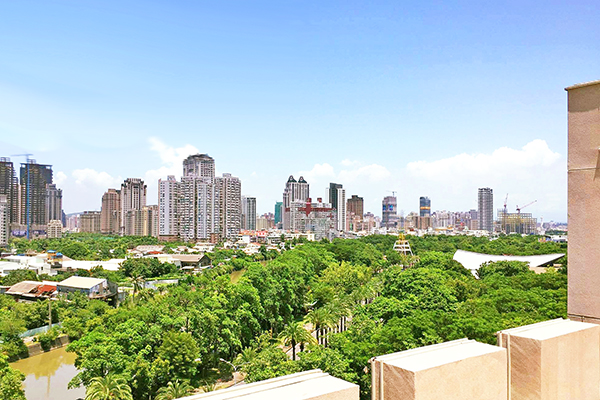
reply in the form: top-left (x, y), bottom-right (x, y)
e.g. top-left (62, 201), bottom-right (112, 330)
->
top-left (567, 81), bottom-right (600, 321)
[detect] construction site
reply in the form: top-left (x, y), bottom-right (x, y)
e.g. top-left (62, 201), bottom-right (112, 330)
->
top-left (498, 195), bottom-right (538, 235)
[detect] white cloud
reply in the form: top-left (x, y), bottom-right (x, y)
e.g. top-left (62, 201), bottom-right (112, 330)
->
top-left (401, 139), bottom-right (565, 220)
top-left (72, 168), bottom-right (122, 188)
top-left (339, 164), bottom-right (391, 182)
top-left (54, 171), bottom-right (67, 185)
top-left (144, 138), bottom-right (201, 203)
top-left (298, 163), bottom-right (336, 181)
top-left (406, 139), bottom-right (560, 182)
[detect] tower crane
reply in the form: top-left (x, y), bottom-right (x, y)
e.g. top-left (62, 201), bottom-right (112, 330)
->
top-left (516, 200), bottom-right (537, 215)
top-left (502, 193), bottom-right (509, 234)
top-left (11, 153), bottom-right (34, 240)
top-left (515, 200), bottom-right (537, 235)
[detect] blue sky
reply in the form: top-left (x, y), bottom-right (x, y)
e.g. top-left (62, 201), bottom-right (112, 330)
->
top-left (1, 0), bottom-right (598, 222)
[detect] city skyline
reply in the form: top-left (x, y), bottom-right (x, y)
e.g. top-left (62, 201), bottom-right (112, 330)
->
top-left (1, 1), bottom-right (594, 221)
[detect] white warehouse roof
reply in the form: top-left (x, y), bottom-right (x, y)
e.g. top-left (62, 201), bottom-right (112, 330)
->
top-left (58, 276), bottom-right (107, 290)
top-left (453, 249), bottom-right (565, 277)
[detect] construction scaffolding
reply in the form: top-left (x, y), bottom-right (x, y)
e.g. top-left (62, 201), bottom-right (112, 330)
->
top-left (497, 210), bottom-right (537, 235)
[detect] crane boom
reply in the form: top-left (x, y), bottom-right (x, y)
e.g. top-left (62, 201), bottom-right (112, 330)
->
top-left (516, 200), bottom-right (537, 214)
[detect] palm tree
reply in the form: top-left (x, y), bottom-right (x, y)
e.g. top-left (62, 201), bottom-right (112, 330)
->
top-left (279, 321), bottom-right (317, 360)
top-left (156, 380), bottom-right (193, 400)
top-left (304, 308), bottom-right (334, 345)
top-left (131, 275), bottom-right (145, 301)
top-left (85, 374), bottom-right (133, 400)
top-left (234, 347), bottom-right (257, 366)
top-left (201, 380), bottom-right (217, 393)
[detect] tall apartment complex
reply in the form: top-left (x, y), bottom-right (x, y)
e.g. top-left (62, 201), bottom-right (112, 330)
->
top-left (478, 187), bottom-right (494, 232)
top-left (242, 196), bottom-right (257, 230)
top-left (46, 184), bottom-right (63, 222)
top-left (158, 176), bottom-right (179, 237)
top-left (120, 178), bottom-right (147, 235)
top-left (381, 196), bottom-right (398, 229)
top-left (101, 189), bottom-right (121, 234)
top-left (0, 195), bottom-right (8, 246)
top-left (158, 154), bottom-right (242, 242)
top-left (79, 211), bottom-right (101, 233)
top-left (329, 183), bottom-right (346, 232)
top-left (419, 196), bottom-right (431, 217)
top-left (282, 176), bottom-right (309, 230)
top-left (20, 161), bottom-right (53, 227)
top-left (0, 158), bottom-right (19, 224)
top-left (347, 195), bottom-right (364, 232)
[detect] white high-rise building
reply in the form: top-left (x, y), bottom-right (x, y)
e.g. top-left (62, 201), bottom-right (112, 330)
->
top-left (0, 195), bottom-right (8, 246)
top-left (218, 173), bottom-right (242, 239)
top-left (242, 196), bottom-right (257, 231)
top-left (183, 154), bottom-right (215, 178)
top-left (46, 184), bottom-right (62, 224)
top-left (159, 176), bottom-right (179, 237)
top-left (159, 154), bottom-right (242, 242)
top-left (47, 219), bottom-right (63, 239)
top-left (478, 187), bottom-right (494, 232)
top-left (282, 176), bottom-right (309, 230)
top-left (334, 187), bottom-right (346, 232)
top-left (120, 178), bottom-right (147, 235)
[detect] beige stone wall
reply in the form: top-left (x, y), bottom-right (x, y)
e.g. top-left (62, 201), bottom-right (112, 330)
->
top-left (498, 319), bottom-right (600, 400)
top-left (566, 80), bottom-right (600, 321)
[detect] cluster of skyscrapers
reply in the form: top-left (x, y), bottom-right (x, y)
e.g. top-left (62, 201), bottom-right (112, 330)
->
top-left (0, 150), bottom-right (543, 245)
top-left (0, 157), bottom-right (64, 245)
top-left (157, 154), bottom-right (243, 242)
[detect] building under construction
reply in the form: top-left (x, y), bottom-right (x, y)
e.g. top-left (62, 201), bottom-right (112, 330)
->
top-left (497, 210), bottom-right (537, 234)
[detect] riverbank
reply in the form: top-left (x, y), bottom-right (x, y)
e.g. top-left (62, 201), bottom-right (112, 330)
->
top-left (25, 334), bottom-right (70, 357)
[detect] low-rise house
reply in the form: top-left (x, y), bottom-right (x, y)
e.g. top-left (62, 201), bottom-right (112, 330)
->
top-left (57, 276), bottom-right (117, 300)
top-left (4, 281), bottom-right (57, 301)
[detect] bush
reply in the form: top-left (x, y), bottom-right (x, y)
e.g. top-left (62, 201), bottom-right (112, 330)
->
top-left (38, 328), bottom-right (60, 352)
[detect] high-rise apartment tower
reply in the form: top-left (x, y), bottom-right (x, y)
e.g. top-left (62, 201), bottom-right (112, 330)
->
top-left (120, 178), bottom-right (147, 234)
top-left (242, 196), bottom-right (257, 230)
top-left (329, 183), bottom-right (346, 232)
top-left (419, 197), bottom-right (431, 217)
top-left (382, 196), bottom-right (398, 229)
top-left (101, 189), bottom-right (121, 234)
top-left (158, 176), bottom-right (179, 237)
top-left (477, 188), bottom-right (494, 232)
top-left (20, 160), bottom-right (53, 227)
top-left (0, 158), bottom-right (19, 224)
top-left (183, 154), bottom-right (215, 178)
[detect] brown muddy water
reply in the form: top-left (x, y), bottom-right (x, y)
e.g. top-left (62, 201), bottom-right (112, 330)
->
top-left (10, 346), bottom-right (86, 400)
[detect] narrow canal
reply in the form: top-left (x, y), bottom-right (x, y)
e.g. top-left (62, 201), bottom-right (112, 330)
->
top-left (10, 346), bottom-right (85, 400)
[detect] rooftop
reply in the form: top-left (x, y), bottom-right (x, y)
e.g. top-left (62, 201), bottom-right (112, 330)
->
top-left (58, 276), bottom-right (106, 289)
top-left (565, 79), bottom-right (600, 91)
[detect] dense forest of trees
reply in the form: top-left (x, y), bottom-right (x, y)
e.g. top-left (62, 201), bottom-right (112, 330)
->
top-left (0, 234), bottom-right (567, 399)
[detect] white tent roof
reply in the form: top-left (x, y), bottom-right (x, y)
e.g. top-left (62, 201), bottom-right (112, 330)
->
top-left (453, 249), bottom-right (565, 277)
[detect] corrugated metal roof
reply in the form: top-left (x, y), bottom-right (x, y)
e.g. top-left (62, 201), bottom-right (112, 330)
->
top-left (6, 280), bottom-right (42, 295)
top-left (58, 276), bottom-right (106, 289)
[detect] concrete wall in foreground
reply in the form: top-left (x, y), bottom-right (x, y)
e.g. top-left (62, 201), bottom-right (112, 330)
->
top-left (566, 80), bottom-right (600, 323)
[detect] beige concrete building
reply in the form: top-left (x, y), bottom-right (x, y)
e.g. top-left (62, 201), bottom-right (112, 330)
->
top-left (566, 79), bottom-right (600, 323)
top-left (101, 188), bottom-right (120, 234)
top-left (47, 219), bottom-right (63, 239)
top-left (498, 319), bottom-right (600, 400)
top-left (371, 339), bottom-right (507, 400)
top-left (79, 211), bottom-right (101, 233)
